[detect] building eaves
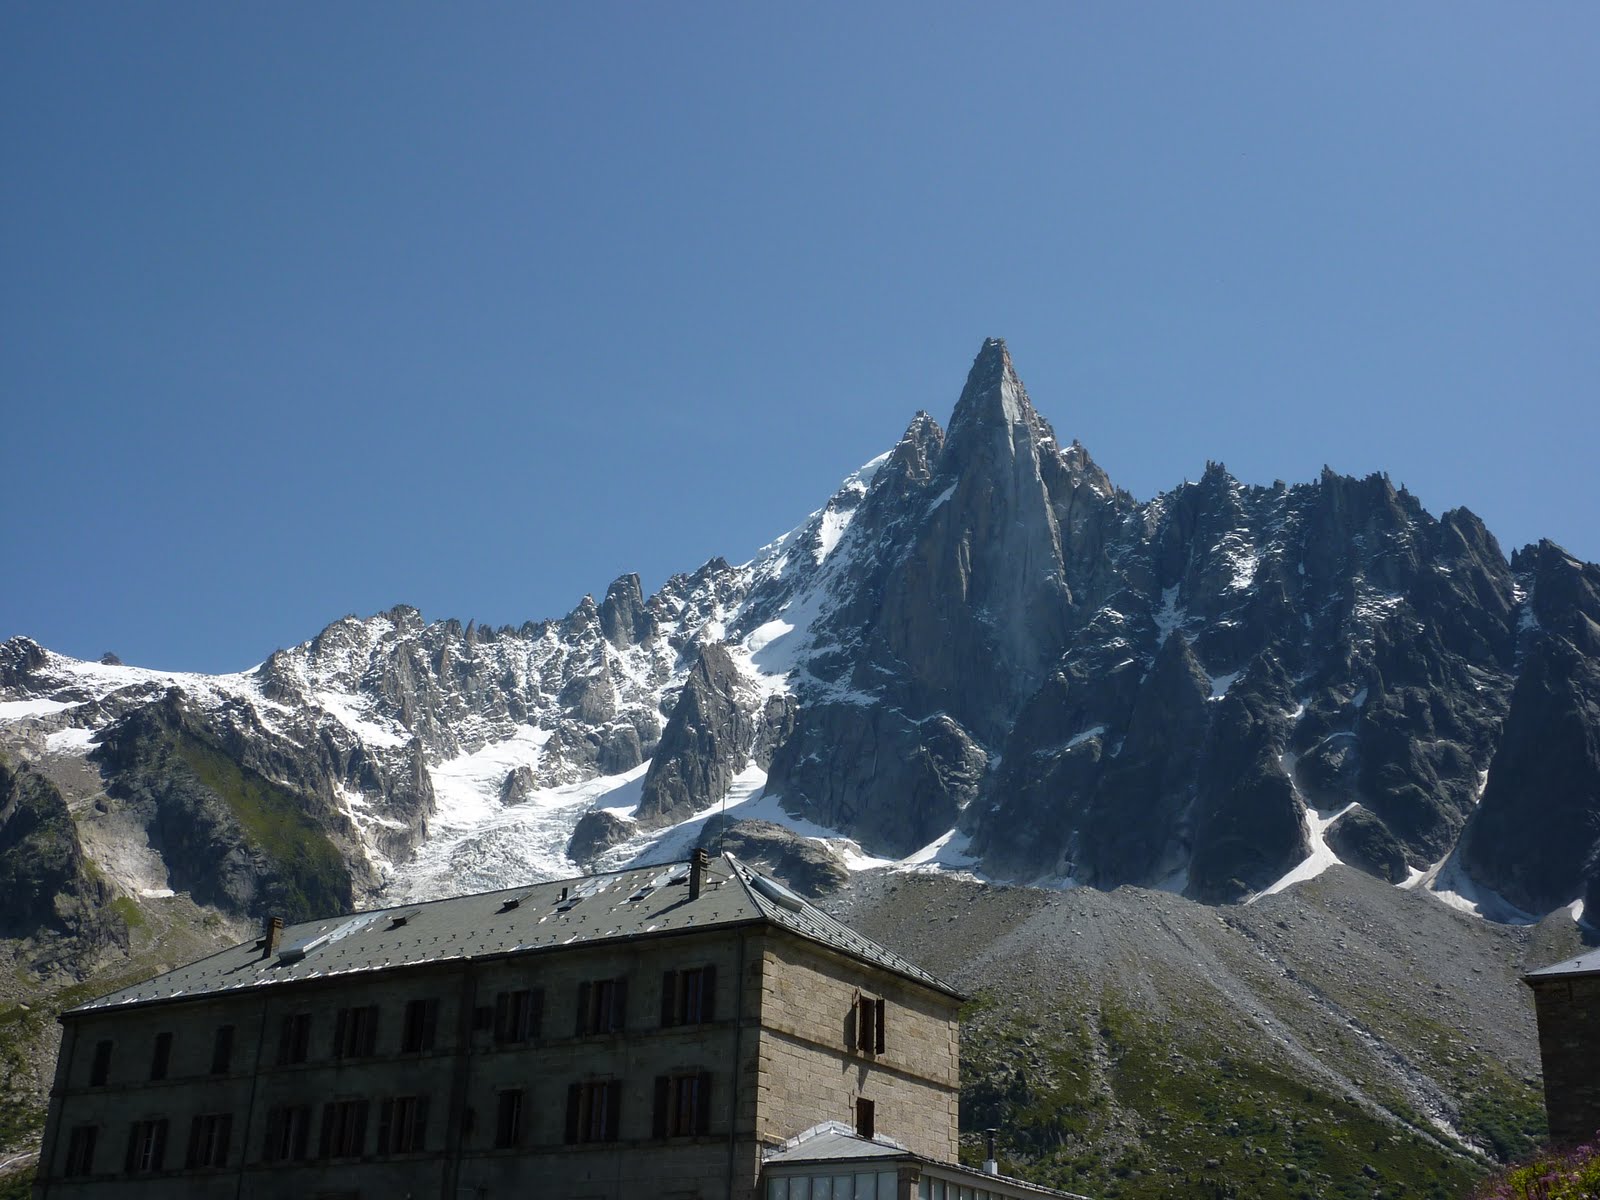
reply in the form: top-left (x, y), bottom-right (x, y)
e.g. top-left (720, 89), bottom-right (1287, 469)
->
top-left (1523, 947), bottom-right (1600, 983)
top-left (727, 859), bottom-right (964, 1000)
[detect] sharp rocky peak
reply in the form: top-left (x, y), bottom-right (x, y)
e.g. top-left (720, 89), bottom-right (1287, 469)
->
top-left (941, 337), bottom-right (1059, 471)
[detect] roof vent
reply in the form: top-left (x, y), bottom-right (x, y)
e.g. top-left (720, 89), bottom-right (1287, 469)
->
top-left (277, 932), bottom-right (330, 963)
top-left (388, 910), bottom-right (420, 929)
top-left (751, 874), bottom-right (806, 912)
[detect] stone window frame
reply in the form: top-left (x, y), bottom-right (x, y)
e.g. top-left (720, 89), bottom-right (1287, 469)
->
top-left (376, 1093), bottom-right (430, 1154)
top-left (318, 1097), bottom-right (369, 1159)
top-left (401, 996), bottom-right (441, 1053)
top-left (209, 1024), bottom-right (235, 1075)
top-left (575, 976), bottom-right (628, 1036)
top-left (493, 1088), bottom-right (524, 1149)
top-left (652, 1070), bottom-right (713, 1138)
top-left (564, 1078), bottom-right (621, 1143)
top-left (63, 1124), bottom-right (98, 1177)
top-left (277, 1012), bottom-right (312, 1065)
top-left (660, 964), bottom-right (717, 1028)
top-left (853, 992), bottom-right (886, 1055)
top-left (185, 1111), bottom-right (233, 1169)
top-left (149, 1031), bottom-right (172, 1081)
top-left (493, 987), bottom-right (543, 1044)
top-left (332, 1004), bottom-right (380, 1059)
top-left (88, 1039), bottom-right (113, 1087)
top-left (124, 1117), bottom-right (168, 1174)
top-left (261, 1103), bottom-right (312, 1163)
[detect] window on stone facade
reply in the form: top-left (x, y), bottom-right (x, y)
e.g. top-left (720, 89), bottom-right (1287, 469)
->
top-left (185, 1112), bottom-right (232, 1168)
top-left (124, 1118), bottom-right (167, 1173)
top-left (89, 1039), bottom-right (112, 1087)
top-left (854, 994), bottom-right (885, 1054)
top-left (319, 1098), bottom-right (369, 1159)
top-left (149, 1032), bottom-right (172, 1081)
top-left (277, 1012), bottom-right (311, 1065)
top-left (575, 977), bottom-right (627, 1035)
top-left (564, 1079), bottom-right (620, 1143)
top-left (401, 997), bottom-right (440, 1052)
top-left (377, 1094), bottom-right (429, 1154)
top-left (262, 1104), bottom-right (311, 1162)
top-left (333, 1005), bottom-right (379, 1058)
top-left (494, 1089), bottom-right (524, 1148)
top-left (855, 1097), bottom-right (875, 1140)
top-left (652, 1071), bottom-right (712, 1137)
top-left (210, 1024), bottom-right (235, 1075)
top-left (660, 965), bottom-right (717, 1027)
top-left (493, 988), bottom-right (542, 1043)
top-left (63, 1125), bottom-right (97, 1177)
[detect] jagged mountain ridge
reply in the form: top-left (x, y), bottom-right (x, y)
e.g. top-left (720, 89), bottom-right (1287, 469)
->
top-left (3, 338), bottom-right (1598, 927)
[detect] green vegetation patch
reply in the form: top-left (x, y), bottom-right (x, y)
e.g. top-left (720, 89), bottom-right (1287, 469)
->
top-left (0, 1005), bottom-right (47, 1154)
top-left (174, 732), bottom-right (347, 920)
top-left (108, 894), bottom-right (146, 930)
top-left (959, 988), bottom-right (1489, 1200)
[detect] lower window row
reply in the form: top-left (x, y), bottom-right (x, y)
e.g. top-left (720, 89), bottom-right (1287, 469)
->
top-left (60, 1073), bottom-right (714, 1177)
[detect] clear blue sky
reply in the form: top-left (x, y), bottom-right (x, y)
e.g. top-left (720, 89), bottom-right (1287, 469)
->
top-left (4, 4), bottom-right (1596, 673)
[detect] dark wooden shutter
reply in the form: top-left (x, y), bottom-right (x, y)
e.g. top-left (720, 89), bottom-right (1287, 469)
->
top-left (697, 1072), bottom-right (713, 1134)
top-left (262, 1107), bottom-right (282, 1161)
top-left (652, 1076), bottom-right (669, 1138)
top-left (124, 1123), bottom-right (139, 1173)
top-left (660, 970), bottom-right (677, 1027)
top-left (611, 977), bottom-right (627, 1031)
top-left (702, 964), bottom-right (717, 1022)
top-left (874, 997), bottom-right (886, 1053)
top-left (151, 1120), bottom-right (167, 1171)
top-left (855, 997), bottom-right (871, 1051)
top-left (186, 1116), bottom-right (201, 1168)
top-left (564, 1083), bottom-right (581, 1143)
top-left (291, 1106), bottom-right (309, 1160)
top-left (493, 992), bottom-right (510, 1042)
top-left (413, 1095), bottom-right (430, 1149)
top-left (422, 998), bottom-right (439, 1050)
top-left (90, 1040), bottom-right (111, 1086)
top-left (333, 1009), bottom-right (348, 1059)
top-left (604, 1079), bottom-right (622, 1140)
top-left (277, 1017), bottom-right (293, 1065)
top-left (215, 1114), bottom-right (232, 1166)
top-left (376, 1099), bottom-right (394, 1154)
top-left (575, 982), bottom-right (591, 1035)
top-left (318, 1104), bottom-right (336, 1158)
top-left (354, 1100), bottom-right (370, 1155)
top-left (361, 1006), bottom-right (379, 1055)
top-left (531, 988), bottom-right (544, 1038)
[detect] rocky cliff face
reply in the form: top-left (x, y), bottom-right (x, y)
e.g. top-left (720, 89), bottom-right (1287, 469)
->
top-left (2, 338), bottom-right (1597, 924)
top-left (0, 756), bottom-right (124, 973)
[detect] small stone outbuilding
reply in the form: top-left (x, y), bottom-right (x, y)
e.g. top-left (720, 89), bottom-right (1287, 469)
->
top-left (1524, 946), bottom-right (1600, 1146)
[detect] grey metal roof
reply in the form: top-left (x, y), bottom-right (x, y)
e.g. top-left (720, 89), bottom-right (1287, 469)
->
top-left (1524, 947), bottom-right (1600, 982)
top-left (69, 854), bottom-right (959, 1014)
top-left (762, 1122), bottom-right (1090, 1198)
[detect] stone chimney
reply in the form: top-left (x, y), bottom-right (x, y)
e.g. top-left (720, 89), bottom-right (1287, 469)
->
top-left (689, 848), bottom-right (710, 901)
top-left (261, 915), bottom-right (284, 959)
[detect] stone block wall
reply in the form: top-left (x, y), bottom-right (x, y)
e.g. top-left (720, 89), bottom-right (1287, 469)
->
top-left (1531, 975), bottom-right (1600, 1146)
top-left (751, 932), bottom-right (960, 1162)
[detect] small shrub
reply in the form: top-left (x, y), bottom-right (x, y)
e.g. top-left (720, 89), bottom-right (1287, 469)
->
top-left (1471, 1133), bottom-right (1600, 1200)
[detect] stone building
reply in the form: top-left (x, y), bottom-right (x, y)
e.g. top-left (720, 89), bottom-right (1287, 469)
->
top-left (32, 851), bottom-right (1073, 1200)
top-left (1524, 947), bottom-right (1600, 1146)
